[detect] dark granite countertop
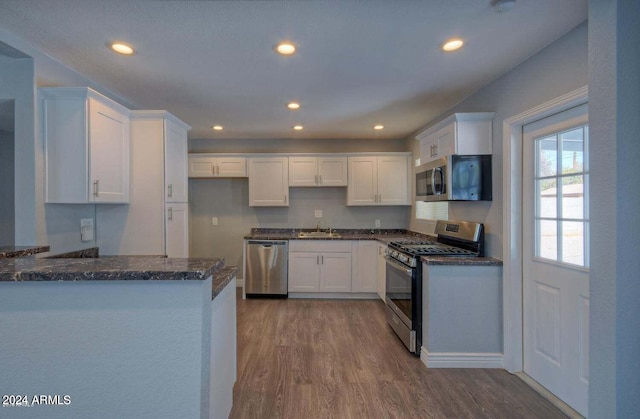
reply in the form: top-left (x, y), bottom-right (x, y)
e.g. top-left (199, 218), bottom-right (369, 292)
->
top-left (421, 256), bottom-right (503, 266)
top-left (0, 256), bottom-right (225, 282)
top-left (245, 228), bottom-right (429, 243)
top-left (0, 245), bottom-right (50, 259)
top-left (212, 266), bottom-right (238, 299)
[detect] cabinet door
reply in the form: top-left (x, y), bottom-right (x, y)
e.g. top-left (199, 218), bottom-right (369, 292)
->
top-left (351, 241), bottom-right (378, 293)
top-left (164, 119), bottom-right (188, 202)
top-left (319, 252), bottom-right (352, 292)
top-left (188, 156), bottom-right (217, 178)
top-left (217, 157), bottom-right (247, 177)
top-left (377, 243), bottom-right (387, 300)
top-left (347, 157), bottom-right (377, 205)
top-left (248, 157), bottom-right (289, 206)
top-left (289, 157), bottom-right (319, 186)
top-left (89, 98), bottom-right (129, 203)
top-left (377, 156), bottom-right (410, 205)
top-left (434, 123), bottom-right (455, 157)
top-left (317, 157), bottom-right (348, 186)
top-left (288, 252), bottom-right (321, 292)
top-left (165, 203), bottom-right (189, 258)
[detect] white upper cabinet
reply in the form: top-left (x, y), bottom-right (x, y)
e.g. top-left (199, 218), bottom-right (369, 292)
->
top-left (289, 156), bottom-right (348, 187)
top-left (188, 154), bottom-right (247, 178)
top-left (248, 157), bottom-right (289, 206)
top-left (42, 87), bottom-right (130, 203)
top-left (416, 112), bottom-right (494, 164)
top-left (164, 118), bottom-right (189, 203)
top-left (347, 155), bottom-right (410, 206)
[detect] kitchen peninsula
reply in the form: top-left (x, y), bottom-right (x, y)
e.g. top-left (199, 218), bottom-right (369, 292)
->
top-left (0, 255), bottom-right (237, 419)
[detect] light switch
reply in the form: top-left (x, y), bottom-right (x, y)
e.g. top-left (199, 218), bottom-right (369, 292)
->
top-left (81, 218), bottom-right (94, 242)
top-left (211, 217), bottom-right (219, 226)
top-left (314, 210), bottom-right (323, 218)
top-left (375, 219), bottom-right (381, 228)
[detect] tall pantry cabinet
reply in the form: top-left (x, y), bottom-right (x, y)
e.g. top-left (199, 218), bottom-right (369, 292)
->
top-left (96, 111), bottom-right (191, 257)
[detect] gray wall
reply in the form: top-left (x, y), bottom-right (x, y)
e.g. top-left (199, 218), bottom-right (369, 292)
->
top-left (0, 26), bottom-right (135, 254)
top-left (589, 0), bottom-right (640, 417)
top-left (408, 22), bottom-right (588, 259)
top-left (0, 128), bottom-right (15, 244)
top-left (189, 179), bottom-right (409, 273)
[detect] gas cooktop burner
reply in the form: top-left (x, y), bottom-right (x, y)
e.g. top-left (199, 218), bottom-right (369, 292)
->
top-left (392, 243), bottom-right (477, 256)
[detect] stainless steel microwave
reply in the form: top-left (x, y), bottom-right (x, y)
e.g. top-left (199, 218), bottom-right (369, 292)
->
top-left (415, 155), bottom-right (492, 202)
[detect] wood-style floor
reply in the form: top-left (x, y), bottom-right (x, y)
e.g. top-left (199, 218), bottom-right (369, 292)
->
top-left (230, 290), bottom-right (566, 419)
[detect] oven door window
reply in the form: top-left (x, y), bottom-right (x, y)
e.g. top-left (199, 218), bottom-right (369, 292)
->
top-left (385, 259), bottom-right (413, 327)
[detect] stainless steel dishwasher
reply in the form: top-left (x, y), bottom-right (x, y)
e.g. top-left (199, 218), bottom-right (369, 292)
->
top-left (245, 240), bottom-right (288, 298)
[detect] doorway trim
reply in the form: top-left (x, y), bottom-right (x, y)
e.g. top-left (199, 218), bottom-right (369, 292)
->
top-left (502, 85), bottom-right (588, 373)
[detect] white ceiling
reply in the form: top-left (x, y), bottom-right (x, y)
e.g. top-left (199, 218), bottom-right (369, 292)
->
top-left (0, 0), bottom-right (587, 141)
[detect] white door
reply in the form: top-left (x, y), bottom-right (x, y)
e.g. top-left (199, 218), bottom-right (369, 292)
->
top-left (89, 98), bottom-right (129, 203)
top-left (347, 157), bottom-right (377, 205)
top-left (288, 252), bottom-right (320, 292)
top-left (522, 104), bottom-right (589, 417)
top-left (317, 156), bottom-right (348, 186)
top-left (319, 253), bottom-right (352, 292)
top-left (288, 157), bottom-right (318, 186)
top-left (166, 203), bottom-right (189, 258)
top-left (377, 156), bottom-right (409, 205)
top-left (164, 120), bottom-right (188, 203)
top-left (248, 157), bottom-right (289, 206)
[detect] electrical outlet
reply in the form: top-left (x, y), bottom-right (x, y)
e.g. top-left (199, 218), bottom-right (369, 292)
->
top-left (314, 210), bottom-right (323, 218)
top-left (211, 217), bottom-right (219, 226)
top-left (375, 219), bottom-right (381, 228)
top-left (80, 218), bottom-right (94, 242)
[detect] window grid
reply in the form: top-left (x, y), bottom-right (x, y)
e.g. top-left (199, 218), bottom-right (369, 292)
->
top-left (533, 124), bottom-right (589, 268)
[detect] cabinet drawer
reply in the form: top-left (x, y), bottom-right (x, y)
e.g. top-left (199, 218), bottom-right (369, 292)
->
top-left (289, 240), bottom-right (351, 253)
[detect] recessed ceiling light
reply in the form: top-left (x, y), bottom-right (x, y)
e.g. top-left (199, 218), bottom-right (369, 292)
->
top-left (212, 125), bottom-right (223, 131)
top-left (275, 42), bottom-right (297, 55)
top-left (287, 102), bottom-right (300, 110)
top-left (374, 125), bottom-right (384, 130)
top-left (442, 39), bottom-right (464, 52)
top-left (109, 42), bottom-right (136, 55)
top-left (293, 125), bottom-right (303, 131)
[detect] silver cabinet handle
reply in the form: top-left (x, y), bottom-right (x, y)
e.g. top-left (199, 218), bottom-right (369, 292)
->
top-left (212, 165), bottom-right (216, 176)
top-left (321, 255), bottom-right (324, 264)
top-left (216, 165), bottom-right (220, 176)
top-left (168, 184), bottom-right (173, 198)
top-left (93, 180), bottom-right (99, 197)
top-left (315, 174), bottom-right (318, 185)
top-left (317, 255), bottom-right (320, 265)
top-left (168, 207), bottom-right (173, 221)
top-left (319, 174), bottom-right (322, 185)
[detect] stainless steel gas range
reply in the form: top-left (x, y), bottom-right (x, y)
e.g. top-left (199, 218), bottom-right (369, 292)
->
top-left (384, 220), bottom-right (485, 355)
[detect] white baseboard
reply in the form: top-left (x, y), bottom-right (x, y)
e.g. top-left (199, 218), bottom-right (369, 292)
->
top-left (420, 348), bottom-right (504, 368)
top-left (235, 278), bottom-right (243, 288)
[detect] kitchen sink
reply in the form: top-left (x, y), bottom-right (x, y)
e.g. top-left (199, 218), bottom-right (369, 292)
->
top-left (297, 231), bottom-right (342, 239)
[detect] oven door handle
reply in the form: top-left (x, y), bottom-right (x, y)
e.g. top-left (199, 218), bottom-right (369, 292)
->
top-left (385, 256), bottom-right (413, 275)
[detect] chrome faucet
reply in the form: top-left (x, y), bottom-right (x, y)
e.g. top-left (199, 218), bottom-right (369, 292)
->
top-left (316, 222), bottom-right (320, 232)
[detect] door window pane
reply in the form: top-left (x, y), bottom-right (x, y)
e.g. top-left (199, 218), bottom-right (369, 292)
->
top-left (538, 220), bottom-right (558, 260)
top-left (537, 136), bottom-right (557, 177)
top-left (533, 123), bottom-right (588, 268)
top-left (537, 179), bottom-right (557, 218)
top-left (562, 221), bottom-right (585, 266)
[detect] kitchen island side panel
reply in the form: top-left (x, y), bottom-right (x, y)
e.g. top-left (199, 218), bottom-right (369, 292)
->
top-left (0, 278), bottom-right (211, 419)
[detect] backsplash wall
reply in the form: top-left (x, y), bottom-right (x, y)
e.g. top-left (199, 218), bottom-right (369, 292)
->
top-left (189, 178), bottom-right (410, 276)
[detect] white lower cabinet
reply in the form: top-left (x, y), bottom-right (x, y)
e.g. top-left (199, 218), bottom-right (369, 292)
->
top-left (377, 243), bottom-right (387, 301)
top-left (166, 203), bottom-right (189, 258)
top-left (351, 241), bottom-right (378, 293)
top-left (288, 241), bottom-right (352, 293)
